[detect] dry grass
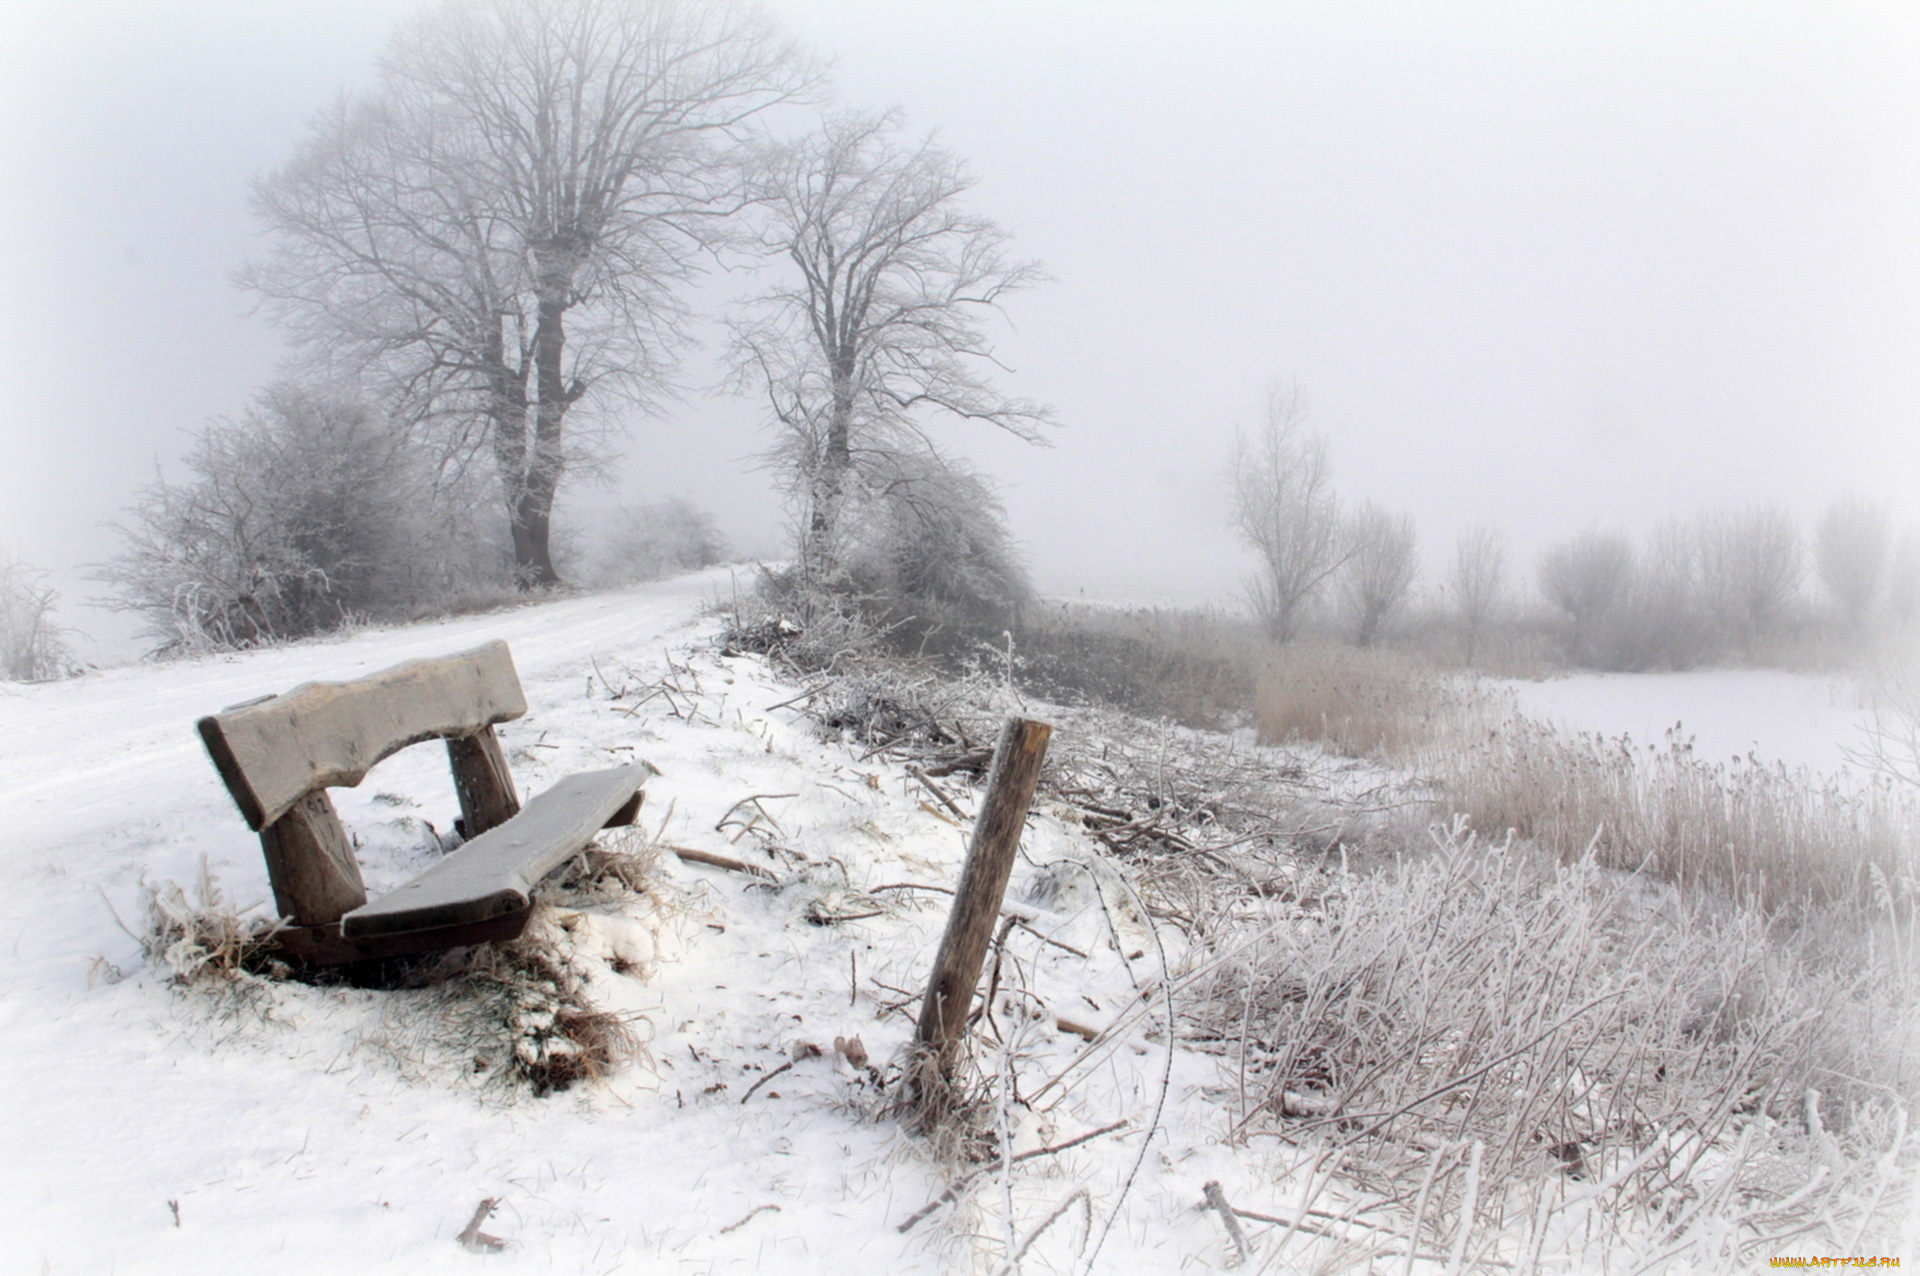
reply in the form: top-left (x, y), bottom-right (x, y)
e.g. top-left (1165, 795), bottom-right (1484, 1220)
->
top-left (1253, 639), bottom-right (1469, 759)
top-left (1245, 637), bottom-right (1920, 915)
top-left (1186, 824), bottom-right (1919, 1268)
top-left (1014, 602), bottom-right (1263, 728)
top-left (1427, 717), bottom-right (1920, 915)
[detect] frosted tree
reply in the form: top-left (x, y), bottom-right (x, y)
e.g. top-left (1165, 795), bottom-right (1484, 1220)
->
top-left (0, 552), bottom-right (66, 681)
top-left (729, 109), bottom-right (1050, 585)
top-left (1340, 502), bottom-right (1417, 648)
top-left (246, 0), bottom-right (812, 586)
top-left (1446, 523), bottom-right (1506, 664)
top-left (1229, 383), bottom-right (1346, 643)
top-left (1538, 531), bottom-right (1634, 664)
top-left (1813, 494), bottom-right (1892, 629)
top-left (1698, 505), bottom-right (1803, 647)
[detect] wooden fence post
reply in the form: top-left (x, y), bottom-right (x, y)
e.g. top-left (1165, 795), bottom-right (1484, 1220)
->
top-left (911, 715), bottom-right (1053, 1119)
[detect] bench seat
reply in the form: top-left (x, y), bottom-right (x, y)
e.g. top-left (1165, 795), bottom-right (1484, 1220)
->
top-left (343, 763), bottom-right (654, 939)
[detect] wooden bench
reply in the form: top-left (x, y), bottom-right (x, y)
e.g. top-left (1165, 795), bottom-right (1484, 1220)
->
top-left (197, 640), bottom-right (652, 966)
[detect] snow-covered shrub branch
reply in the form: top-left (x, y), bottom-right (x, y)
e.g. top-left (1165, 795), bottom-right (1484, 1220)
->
top-left (100, 383), bottom-right (505, 653)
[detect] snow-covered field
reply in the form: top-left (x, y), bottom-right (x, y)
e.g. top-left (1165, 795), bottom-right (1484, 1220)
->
top-left (0, 568), bottom-right (1259, 1273)
top-left (1498, 668), bottom-right (1878, 776)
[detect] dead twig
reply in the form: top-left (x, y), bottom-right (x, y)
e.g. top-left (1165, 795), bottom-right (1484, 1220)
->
top-left (909, 763), bottom-right (969, 822)
top-left (896, 1120), bottom-right (1130, 1233)
top-left (1202, 1180), bottom-right (1252, 1267)
top-left (741, 1043), bottom-right (823, 1103)
top-left (457, 1197), bottom-right (508, 1253)
top-left (714, 793), bottom-right (796, 841)
top-left (716, 1204), bottom-right (782, 1235)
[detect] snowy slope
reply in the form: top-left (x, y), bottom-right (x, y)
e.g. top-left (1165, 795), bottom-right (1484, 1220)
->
top-left (0, 569), bottom-right (1251, 1273)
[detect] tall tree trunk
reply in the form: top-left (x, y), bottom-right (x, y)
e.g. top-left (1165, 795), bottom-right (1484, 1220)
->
top-left (805, 353), bottom-right (856, 583)
top-left (520, 282), bottom-right (569, 588)
top-left (484, 315), bottom-right (541, 586)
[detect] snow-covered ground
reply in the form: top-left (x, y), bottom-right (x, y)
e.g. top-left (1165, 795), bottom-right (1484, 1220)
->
top-left (0, 568), bottom-right (1262, 1273)
top-left (1497, 668), bottom-right (1878, 776)
top-left (5, 575), bottom-right (1915, 1271)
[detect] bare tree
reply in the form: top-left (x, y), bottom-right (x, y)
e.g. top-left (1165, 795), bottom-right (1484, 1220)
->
top-left (1627, 517), bottom-right (1714, 668)
top-left (246, 0), bottom-right (812, 586)
top-left (729, 109), bottom-right (1050, 583)
top-left (1813, 494), bottom-right (1892, 629)
top-left (1229, 383), bottom-right (1345, 643)
top-left (1446, 523), bottom-right (1505, 664)
top-left (1698, 505), bottom-right (1803, 647)
top-left (1538, 531), bottom-right (1634, 664)
top-left (0, 552), bottom-right (66, 681)
top-left (1340, 502), bottom-right (1417, 647)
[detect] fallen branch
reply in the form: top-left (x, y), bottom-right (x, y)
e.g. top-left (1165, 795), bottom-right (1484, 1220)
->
top-left (666, 845), bottom-right (778, 880)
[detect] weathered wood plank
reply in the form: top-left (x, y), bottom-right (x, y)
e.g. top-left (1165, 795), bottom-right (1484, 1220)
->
top-left (448, 726), bottom-right (520, 837)
top-left (198, 641), bottom-right (528, 830)
top-left (259, 790), bottom-right (368, 925)
top-left (340, 764), bottom-right (654, 939)
top-left (273, 908), bottom-right (534, 967)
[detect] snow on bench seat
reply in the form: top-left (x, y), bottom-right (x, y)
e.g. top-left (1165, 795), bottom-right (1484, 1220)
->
top-left (342, 763), bottom-right (654, 939)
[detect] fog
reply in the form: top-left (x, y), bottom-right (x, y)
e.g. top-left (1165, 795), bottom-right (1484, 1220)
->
top-left (4, 0), bottom-right (1917, 659)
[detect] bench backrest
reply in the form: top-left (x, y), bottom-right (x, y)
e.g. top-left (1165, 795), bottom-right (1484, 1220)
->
top-left (197, 640), bottom-right (530, 928)
top-left (199, 640), bottom-right (526, 830)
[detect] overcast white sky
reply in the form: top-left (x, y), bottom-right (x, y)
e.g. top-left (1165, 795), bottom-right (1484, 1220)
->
top-left (3, 1), bottom-right (1917, 656)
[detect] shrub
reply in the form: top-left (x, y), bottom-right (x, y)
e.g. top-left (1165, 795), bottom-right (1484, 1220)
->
top-left (101, 384), bottom-right (505, 652)
top-left (841, 446), bottom-right (1031, 634)
top-left (1015, 602), bottom-right (1261, 728)
top-left (1537, 531), bottom-right (1635, 666)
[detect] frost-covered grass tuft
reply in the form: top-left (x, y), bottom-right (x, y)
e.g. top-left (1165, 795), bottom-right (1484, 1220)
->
top-left (137, 862), bottom-right (287, 990)
top-left (1186, 821), bottom-right (1919, 1268)
top-left (418, 920), bottom-right (645, 1097)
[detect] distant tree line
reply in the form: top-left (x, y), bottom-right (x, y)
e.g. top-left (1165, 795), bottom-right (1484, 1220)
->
top-left (1228, 383), bottom-right (1918, 670)
top-left (100, 0), bottom-right (1045, 654)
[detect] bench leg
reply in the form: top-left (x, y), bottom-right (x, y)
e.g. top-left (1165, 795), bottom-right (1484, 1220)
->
top-left (261, 791), bottom-right (368, 926)
top-left (449, 727), bottom-right (521, 838)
